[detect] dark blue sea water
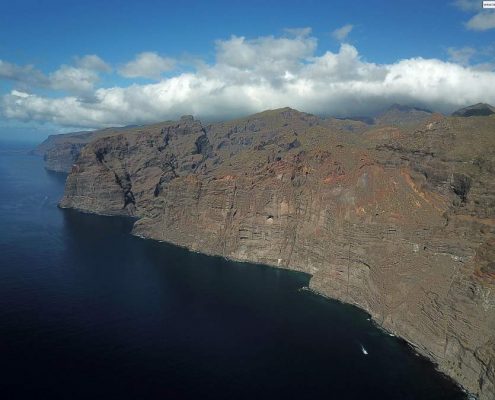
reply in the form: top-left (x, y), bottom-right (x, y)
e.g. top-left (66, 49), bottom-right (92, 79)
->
top-left (0, 142), bottom-right (467, 400)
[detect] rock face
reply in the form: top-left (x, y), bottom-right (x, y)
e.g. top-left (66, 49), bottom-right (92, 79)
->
top-left (33, 125), bottom-right (144, 172)
top-left (58, 107), bottom-right (495, 399)
top-left (33, 131), bottom-right (92, 172)
top-left (453, 103), bottom-right (495, 118)
top-left (375, 104), bottom-right (434, 127)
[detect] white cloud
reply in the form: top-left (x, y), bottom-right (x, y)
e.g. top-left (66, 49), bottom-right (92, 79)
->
top-left (2, 33), bottom-right (495, 128)
top-left (118, 52), bottom-right (175, 79)
top-left (214, 34), bottom-right (316, 87)
top-left (284, 27), bottom-right (312, 37)
top-left (0, 54), bottom-right (110, 95)
top-left (49, 65), bottom-right (100, 94)
top-left (466, 12), bottom-right (495, 30)
top-left (453, 0), bottom-right (481, 12)
top-left (454, 1), bottom-right (495, 31)
top-left (0, 60), bottom-right (48, 87)
top-left (74, 54), bottom-right (111, 72)
top-left (332, 24), bottom-right (354, 41)
top-left (11, 90), bottom-right (30, 98)
top-left (447, 46), bottom-right (477, 65)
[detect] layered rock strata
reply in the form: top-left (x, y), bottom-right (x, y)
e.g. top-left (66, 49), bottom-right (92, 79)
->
top-left (34, 124), bottom-right (150, 172)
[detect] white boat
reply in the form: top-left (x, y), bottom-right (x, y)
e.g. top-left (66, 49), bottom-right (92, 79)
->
top-left (361, 345), bottom-right (368, 355)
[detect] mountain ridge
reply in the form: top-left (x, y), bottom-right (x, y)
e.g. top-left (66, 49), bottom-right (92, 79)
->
top-left (452, 103), bottom-right (495, 117)
top-left (34, 103), bottom-right (437, 173)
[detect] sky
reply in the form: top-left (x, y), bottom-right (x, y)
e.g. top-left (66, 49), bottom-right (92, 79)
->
top-left (1, 0), bottom-right (495, 141)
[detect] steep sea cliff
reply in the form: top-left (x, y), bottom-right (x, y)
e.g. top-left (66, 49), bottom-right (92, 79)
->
top-left (40, 107), bottom-right (495, 399)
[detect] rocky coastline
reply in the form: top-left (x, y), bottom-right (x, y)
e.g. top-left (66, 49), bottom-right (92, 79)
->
top-left (37, 105), bottom-right (495, 399)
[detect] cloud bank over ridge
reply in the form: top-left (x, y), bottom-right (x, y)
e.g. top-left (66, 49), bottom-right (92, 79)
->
top-left (1, 30), bottom-right (495, 128)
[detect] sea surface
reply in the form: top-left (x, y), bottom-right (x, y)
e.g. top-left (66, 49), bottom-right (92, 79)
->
top-left (0, 142), bottom-right (467, 399)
